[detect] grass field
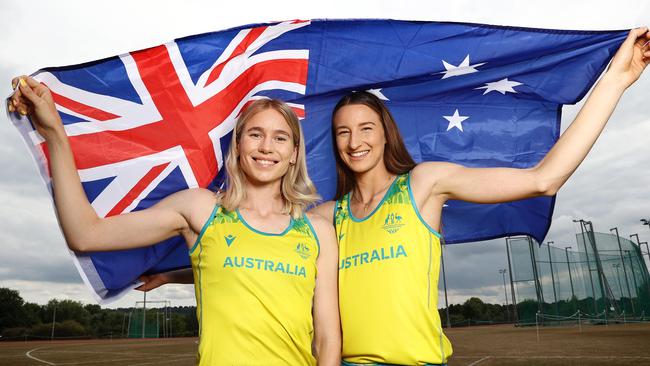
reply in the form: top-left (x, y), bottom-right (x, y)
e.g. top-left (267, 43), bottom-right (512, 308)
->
top-left (1, 323), bottom-right (649, 365)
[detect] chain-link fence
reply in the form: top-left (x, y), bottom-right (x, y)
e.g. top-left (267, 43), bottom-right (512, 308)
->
top-left (507, 225), bottom-right (650, 325)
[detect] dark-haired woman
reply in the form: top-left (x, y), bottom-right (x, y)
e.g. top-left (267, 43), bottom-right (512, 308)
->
top-left (311, 28), bottom-right (649, 365)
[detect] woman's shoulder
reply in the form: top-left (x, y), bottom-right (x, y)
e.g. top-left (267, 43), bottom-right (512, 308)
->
top-left (304, 211), bottom-right (336, 247)
top-left (410, 161), bottom-right (461, 185)
top-left (160, 188), bottom-right (220, 219)
top-left (308, 200), bottom-right (336, 222)
top-left (173, 187), bottom-right (220, 205)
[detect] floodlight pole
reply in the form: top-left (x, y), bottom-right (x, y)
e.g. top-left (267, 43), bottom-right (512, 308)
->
top-left (126, 312), bottom-right (132, 338)
top-left (50, 304), bottom-right (56, 340)
top-left (625, 250), bottom-right (640, 305)
top-left (142, 291), bottom-right (147, 339)
top-left (631, 234), bottom-right (650, 266)
top-left (574, 220), bottom-right (598, 314)
top-left (640, 241), bottom-right (650, 263)
top-left (528, 236), bottom-right (544, 317)
top-left (564, 247), bottom-right (576, 311)
top-left (640, 241), bottom-right (650, 264)
top-left (547, 241), bottom-right (559, 316)
top-left (611, 228), bottom-right (634, 314)
top-left (499, 269), bottom-right (509, 322)
top-left (584, 221), bottom-right (608, 324)
top-left (505, 238), bottom-right (519, 324)
top-left (637, 241), bottom-right (650, 299)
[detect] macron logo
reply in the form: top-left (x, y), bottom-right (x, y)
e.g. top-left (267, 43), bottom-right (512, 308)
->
top-left (224, 234), bottom-right (236, 247)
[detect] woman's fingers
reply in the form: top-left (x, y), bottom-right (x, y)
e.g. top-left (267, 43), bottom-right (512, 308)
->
top-left (11, 77), bottom-right (20, 90)
top-left (7, 76), bottom-right (45, 117)
top-left (627, 27), bottom-right (649, 46)
top-left (17, 77), bottom-right (40, 105)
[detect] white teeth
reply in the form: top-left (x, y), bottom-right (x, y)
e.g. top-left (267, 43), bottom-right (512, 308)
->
top-left (255, 159), bottom-right (276, 165)
top-left (350, 151), bottom-right (369, 157)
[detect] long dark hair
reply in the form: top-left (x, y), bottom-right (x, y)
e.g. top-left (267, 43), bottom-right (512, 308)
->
top-left (331, 91), bottom-right (416, 199)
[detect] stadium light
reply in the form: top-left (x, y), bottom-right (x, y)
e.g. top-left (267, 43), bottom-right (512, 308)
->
top-left (564, 247), bottom-right (576, 306)
top-left (51, 304), bottom-right (56, 340)
top-left (498, 269), bottom-right (509, 322)
top-left (641, 219), bottom-right (650, 229)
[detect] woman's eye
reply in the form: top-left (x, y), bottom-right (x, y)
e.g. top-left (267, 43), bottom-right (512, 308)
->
top-left (275, 136), bottom-right (288, 142)
top-left (362, 127), bottom-right (372, 132)
top-left (250, 133), bottom-right (262, 138)
top-left (337, 130), bottom-right (350, 136)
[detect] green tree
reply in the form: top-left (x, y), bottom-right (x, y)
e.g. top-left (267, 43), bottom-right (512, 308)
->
top-left (23, 302), bottom-right (43, 327)
top-left (43, 299), bottom-right (90, 327)
top-left (0, 288), bottom-right (27, 331)
top-left (462, 297), bottom-right (487, 320)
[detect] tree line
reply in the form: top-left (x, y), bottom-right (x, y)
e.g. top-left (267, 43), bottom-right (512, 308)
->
top-left (1, 287), bottom-right (518, 341)
top-left (0, 288), bottom-right (198, 340)
top-left (439, 296), bottom-right (516, 326)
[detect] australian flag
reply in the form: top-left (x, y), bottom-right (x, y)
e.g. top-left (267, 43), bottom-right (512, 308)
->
top-left (8, 19), bottom-right (627, 302)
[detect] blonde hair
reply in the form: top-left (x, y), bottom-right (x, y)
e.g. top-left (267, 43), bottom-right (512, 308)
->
top-left (220, 99), bottom-right (320, 218)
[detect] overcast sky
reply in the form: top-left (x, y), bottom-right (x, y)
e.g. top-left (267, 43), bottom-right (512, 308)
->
top-left (1, 0), bottom-right (649, 310)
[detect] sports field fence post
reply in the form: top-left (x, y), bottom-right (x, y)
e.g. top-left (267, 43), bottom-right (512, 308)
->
top-left (578, 310), bottom-right (582, 333)
top-left (535, 311), bottom-right (540, 341)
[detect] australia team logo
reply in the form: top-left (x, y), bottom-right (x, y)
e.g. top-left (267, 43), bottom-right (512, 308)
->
top-left (382, 212), bottom-right (404, 234)
top-left (295, 243), bottom-right (311, 259)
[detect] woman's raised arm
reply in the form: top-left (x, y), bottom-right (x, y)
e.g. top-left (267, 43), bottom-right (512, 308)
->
top-left (10, 76), bottom-right (210, 252)
top-left (417, 28), bottom-right (649, 204)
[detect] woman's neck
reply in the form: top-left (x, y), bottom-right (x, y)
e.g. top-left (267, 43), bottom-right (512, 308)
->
top-left (239, 179), bottom-right (285, 216)
top-left (352, 165), bottom-right (395, 205)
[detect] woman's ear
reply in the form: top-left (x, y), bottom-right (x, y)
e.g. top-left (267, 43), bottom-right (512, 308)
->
top-left (290, 146), bottom-right (297, 165)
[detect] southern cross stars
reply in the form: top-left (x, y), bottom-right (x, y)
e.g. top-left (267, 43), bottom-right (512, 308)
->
top-left (440, 55), bottom-right (485, 79)
top-left (443, 109), bottom-right (469, 132)
top-left (476, 78), bottom-right (522, 95)
top-left (366, 88), bottom-right (389, 101)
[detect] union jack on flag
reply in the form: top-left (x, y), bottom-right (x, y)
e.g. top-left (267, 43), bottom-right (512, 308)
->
top-left (8, 19), bottom-right (627, 302)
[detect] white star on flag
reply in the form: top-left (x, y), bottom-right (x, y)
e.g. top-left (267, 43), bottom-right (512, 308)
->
top-left (366, 88), bottom-right (389, 100)
top-left (439, 55), bottom-right (485, 79)
top-left (443, 109), bottom-right (469, 132)
top-left (476, 78), bottom-right (523, 95)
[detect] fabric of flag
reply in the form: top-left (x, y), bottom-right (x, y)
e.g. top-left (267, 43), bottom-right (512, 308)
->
top-left (7, 19), bottom-right (627, 302)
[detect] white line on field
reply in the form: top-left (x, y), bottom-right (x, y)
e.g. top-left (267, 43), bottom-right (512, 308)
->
top-left (25, 347), bottom-right (56, 365)
top-left (467, 356), bottom-right (491, 365)
top-left (55, 354), bottom-right (194, 365)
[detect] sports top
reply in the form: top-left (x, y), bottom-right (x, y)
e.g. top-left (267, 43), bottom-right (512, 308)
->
top-left (335, 173), bottom-right (453, 365)
top-left (190, 205), bottom-right (320, 366)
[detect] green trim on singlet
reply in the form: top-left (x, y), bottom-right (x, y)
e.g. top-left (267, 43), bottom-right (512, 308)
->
top-left (189, 204), bottom-right (220, 255)
top-left (406, 172), bottom-right (442, 238)
top-left (236, 208), bottom-right (294, 236)
top-left (302, 215), bottom-right (321, 256)
top-left (347, 174), bottom-right (400, 222)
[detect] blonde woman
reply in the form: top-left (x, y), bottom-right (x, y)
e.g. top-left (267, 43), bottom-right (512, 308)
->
top-left (9, 79), bottom-right (341, 366)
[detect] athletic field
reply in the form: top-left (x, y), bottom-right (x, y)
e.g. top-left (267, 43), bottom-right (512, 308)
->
top-left (1, 323), bottom-right (649, 365)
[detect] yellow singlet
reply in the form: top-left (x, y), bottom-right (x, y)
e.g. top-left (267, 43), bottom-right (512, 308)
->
top-left (189, 206), bottom-right (320, 366)
top-left (335, 173), bottom-right (453, 365)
